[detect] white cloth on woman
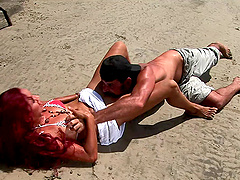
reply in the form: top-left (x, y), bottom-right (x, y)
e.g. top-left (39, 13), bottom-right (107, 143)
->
top-left (79, 88), bottom-right (125, 146)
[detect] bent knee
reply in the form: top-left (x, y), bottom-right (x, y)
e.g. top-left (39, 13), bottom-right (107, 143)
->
top-left (207, 43), bottom-right (219, 49)
top-left (169, 80), bottom-right (180, 92)
top-left (114, 41), bottom-right (126, 48)
top-left (165, 81), bottom-right (182, 100)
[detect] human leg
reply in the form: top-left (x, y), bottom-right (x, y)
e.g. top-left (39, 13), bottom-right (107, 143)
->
top-left (192, 42), bottom-right (232, 76)
top-left (175, 48), bottom-right (217, 84)
top-left (87, 41), bottom-right (130, 90)
top-left (179, 76), bottom-right (214, 104)
top-left (178, 43), bottom-right (236, 111)
top-left (207, 42), bottom-right (232, 59)
top-left (201, 77), bottom-right (240, 111)
top-left (140, 79), bottom-right (217, 119)
top-left (191, 42), bottom-right (232, 77)
top-left (165, 80), bottom-right (217, 119)
top-left (177, 42), bottom-right (231, 85)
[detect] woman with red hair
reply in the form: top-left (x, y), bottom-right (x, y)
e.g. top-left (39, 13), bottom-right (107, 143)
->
top-left (0, 88), bottom-right (97, 169)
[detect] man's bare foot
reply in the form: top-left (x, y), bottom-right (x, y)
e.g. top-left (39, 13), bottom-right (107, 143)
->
top-left (185, 104), bottom-right (218, 120)
top-left (207, 42), bottom-right (232, 59)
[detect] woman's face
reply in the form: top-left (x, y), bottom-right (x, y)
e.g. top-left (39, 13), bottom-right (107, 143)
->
top-left (20, 89), bottom-right (43, 124)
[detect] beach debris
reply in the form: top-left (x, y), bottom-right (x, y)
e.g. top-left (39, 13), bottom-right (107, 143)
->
top-left (0, 7), bottom-right (12, 27)
top-left (235, 27), bottom-right (240, 31)
top-left (115, 33), bottom-right (127, 40)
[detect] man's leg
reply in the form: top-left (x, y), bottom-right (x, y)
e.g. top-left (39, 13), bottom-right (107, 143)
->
top-left (207, 42), bottom-right (232, 59)
top-left (190, 42), bottom-right (236, 110)
top-left (139, 79), bottom-right (218, 120)
top-left (179, 43), bottom-right (235, 109)
top-left (183, 42), bottom-right (232, 78)
top-left (201, 77), bottom-right (240, 111)
top-left (165, 81), bottom-right (218, 119)
top-left (87, 41), bottom-right (129, 90)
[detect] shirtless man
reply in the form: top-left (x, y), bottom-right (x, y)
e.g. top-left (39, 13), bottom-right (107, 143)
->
top-left (84, 41), bottom-right (239, 126)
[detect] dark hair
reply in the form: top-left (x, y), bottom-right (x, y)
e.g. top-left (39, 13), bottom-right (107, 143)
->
top-left (0, 88), bottom-right (72, 169)
top-left (100, 55), bottom-right (141, 83)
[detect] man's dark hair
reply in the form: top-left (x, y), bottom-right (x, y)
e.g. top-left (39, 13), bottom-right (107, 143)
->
top-left (100, 55), bottom-right (141, 83)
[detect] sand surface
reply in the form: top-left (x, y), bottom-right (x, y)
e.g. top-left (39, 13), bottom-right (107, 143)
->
top-left (0, 0), bottom-right (240, 179)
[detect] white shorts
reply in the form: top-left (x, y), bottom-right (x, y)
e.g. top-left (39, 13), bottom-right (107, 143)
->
top-left (79, 88), bottom-right (125, 146)
top-left (174, 47), bottom-right (220, 103)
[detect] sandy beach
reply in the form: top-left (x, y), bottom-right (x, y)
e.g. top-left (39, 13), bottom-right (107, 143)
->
top-left (0, 0), bottom-right (240, 179)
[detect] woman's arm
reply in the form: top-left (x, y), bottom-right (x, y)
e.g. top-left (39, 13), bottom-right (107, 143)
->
top-left (54, 93), bottom-right (79, 104)
top-left (60, 107), bottom-right (98, 162)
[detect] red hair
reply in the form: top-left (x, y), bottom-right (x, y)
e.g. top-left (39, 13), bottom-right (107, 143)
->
top-left (0, 88), bottom-right (73, 169)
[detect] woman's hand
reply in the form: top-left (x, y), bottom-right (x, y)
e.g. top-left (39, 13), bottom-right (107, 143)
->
top-left (65, 106), bottom-right (93, 141)
top-left (60, 106), bottom-right (97, 162)
top-left (65, 117), bottom-right (85, 141)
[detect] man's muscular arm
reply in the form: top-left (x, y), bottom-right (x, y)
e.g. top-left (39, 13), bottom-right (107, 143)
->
top-left (93, 65), bottom-right (156, 126)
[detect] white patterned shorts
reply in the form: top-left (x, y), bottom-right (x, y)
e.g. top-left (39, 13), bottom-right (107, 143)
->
top-left (173, 46), bottom-right (220, 103)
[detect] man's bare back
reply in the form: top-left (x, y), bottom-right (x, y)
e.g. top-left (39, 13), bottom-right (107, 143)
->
top-left (144, 50), bottom-right (184, 83)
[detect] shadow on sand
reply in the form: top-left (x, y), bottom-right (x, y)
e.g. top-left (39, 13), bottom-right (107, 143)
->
top-left (98, 101), bottom-right (193, 153)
